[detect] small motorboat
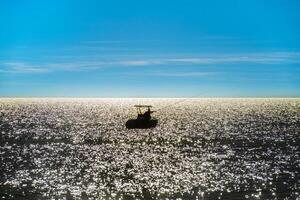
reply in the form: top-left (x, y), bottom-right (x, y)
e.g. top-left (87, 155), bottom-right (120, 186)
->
top-left (125, 105), bottom-right (158, 129)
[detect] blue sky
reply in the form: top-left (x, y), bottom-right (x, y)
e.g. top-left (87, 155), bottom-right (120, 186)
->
top-left (0, 0), bottom-right (300, 97)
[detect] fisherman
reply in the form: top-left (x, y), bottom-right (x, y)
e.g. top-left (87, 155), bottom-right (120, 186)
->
top-left (143, 107), bottom-right (153, 120)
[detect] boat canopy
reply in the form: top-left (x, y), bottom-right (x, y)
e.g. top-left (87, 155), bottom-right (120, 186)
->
top-left (134, 105), bottom-right (152, 108)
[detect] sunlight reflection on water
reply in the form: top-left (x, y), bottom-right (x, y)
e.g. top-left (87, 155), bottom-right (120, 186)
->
top-left (0, 98), bottom-right (299, 199)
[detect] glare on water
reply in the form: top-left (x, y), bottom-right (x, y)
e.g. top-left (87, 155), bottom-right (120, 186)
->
top-left (0, 98), bottom-right (299, 199)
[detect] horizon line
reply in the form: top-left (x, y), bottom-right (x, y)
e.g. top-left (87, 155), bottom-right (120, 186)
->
top-left (0, 96), bottom-right (299, 99)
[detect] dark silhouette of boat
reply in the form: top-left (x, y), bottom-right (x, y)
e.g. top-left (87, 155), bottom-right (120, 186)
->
top-left (126, 105), bottom-right (157, 129)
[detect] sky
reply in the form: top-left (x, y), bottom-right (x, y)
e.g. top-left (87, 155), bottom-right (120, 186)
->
top-left (0, 0), bottom-right (300, 97)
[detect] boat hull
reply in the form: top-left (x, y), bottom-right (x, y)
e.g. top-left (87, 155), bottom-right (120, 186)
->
top-left (125, 119), bottom-right (158, 129)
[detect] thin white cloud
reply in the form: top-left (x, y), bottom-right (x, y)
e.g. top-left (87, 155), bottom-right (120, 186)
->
top-left (164, 53), bottom-right (300, 65)
top-left (3, 62), bottom-right (50, 73)
top-left (1, 62), bottom-right (105, 73)
top-left (118, 52), bottom-right (300, 66)
top-left (1, 52), bottom-right (300, 74)
top-left (121, 71), bottom-right (215, 77)
top-left (145, 71), bottom-right (214, 77)
top-left (82, 40), bottom-right (161, 44)
top-left (116, 60), bottom-right (165, 66)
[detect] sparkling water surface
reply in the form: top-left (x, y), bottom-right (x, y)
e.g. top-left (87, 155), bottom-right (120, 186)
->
top-left (0, 98), bottom-right (299, 200)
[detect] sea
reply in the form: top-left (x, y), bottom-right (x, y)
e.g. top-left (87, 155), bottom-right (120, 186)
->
top-left (0, 98), bottom-right (299, 200)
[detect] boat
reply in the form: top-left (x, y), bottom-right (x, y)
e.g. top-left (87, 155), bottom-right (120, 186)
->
top-left (125, 105), bottom-right (158, 129)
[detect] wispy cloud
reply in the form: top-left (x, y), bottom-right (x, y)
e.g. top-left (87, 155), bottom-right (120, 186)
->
top-left (3, 62), bottom-right (50, 73)
top-left (130, 71), bottom-right (215, 77)
top-left (82, 40), bottom-right (161, 44)
top-left (162, 52), bottom-right (300, 65)
top-left (119, 52), bottom-right (300, 66)
top-left (1, 62), bottom-right (105, 73)
top-left (1, 52), bottom-right (300, 74)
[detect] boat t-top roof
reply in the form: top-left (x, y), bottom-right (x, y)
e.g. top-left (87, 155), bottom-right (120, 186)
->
top-left (134, 105), bottom-right (152, 108)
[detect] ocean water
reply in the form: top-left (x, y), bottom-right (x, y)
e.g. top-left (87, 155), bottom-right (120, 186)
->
top-left (0, 98), bottom-right (299, 200)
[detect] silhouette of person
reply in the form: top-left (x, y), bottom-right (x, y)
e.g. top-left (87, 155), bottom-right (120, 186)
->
top-left (143, 108), bottom-right (152, 120)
